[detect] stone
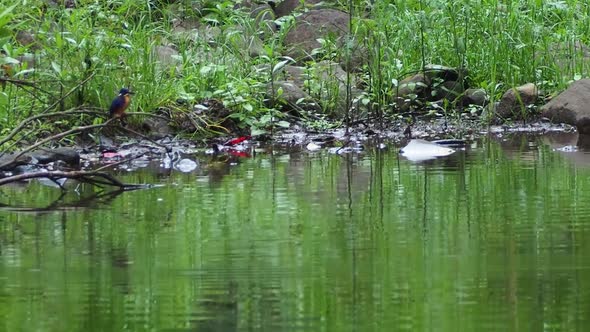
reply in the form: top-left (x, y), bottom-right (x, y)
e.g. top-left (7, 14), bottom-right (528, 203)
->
top-left (394, 73), bottom-right (430, 112)
top-left (424, 64), bottom-right (468, 83)
top-left (396, 73), bottom-right (431, 100)
top-left (283, 61), bottom-right (349, 86)
top-left (234, 1), bottom-right (277, 38)
top-left (541, 79), bottom-right (590, 134)
top-left (267, 81), bottom-right (319, 112)
top-left (495, 83), bottom-right (538, 121)
top-left (461, 88), bottom-right (488, 107)
top-left (283, 9), bottom-right (364, 71)
top-left (30, 147), bottom-right (80, 166)
top-left (154, 45), bottom-right (181, 68)
top-left (544, 41), bottom-right (590, 72)
top-left (432, 80), bottom-right (464, 102)
top-left (271, 0), bottom-right (323, 18)
top-left (227, 30), bottom-right (265, 57)
top-left (0, 153), bottom-right (32, 171)
top-left (142, 117), bottom-right (173, 139)
top-left (278, 62), bottom-right (361, 115)
top-left (15, 31), bottom-right (40, 50)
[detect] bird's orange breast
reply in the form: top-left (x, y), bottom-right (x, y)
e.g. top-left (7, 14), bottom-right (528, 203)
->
top-left (123, 95), bottom-right (131, 110)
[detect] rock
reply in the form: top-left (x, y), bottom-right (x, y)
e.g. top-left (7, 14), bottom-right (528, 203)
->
top-left (142, 117), bottom-right (173, 139)
top-left (394, 66), bottom-right (470, 111)
top-left (15, 30), bottom-right (40, 50)
top-left (283, 9), bottom-right (364, 71)
top-left (234, 1), bottom-right (277, 38)
top-left (424, 64), bottom-right (467, 84)
top-left (0, 153), bottom-right (33, 171)
top-left (433, 80), bottom-right (464, 102)
top-left (267, 81), bottom-right (318, 112)
top-left (282, 61), bottom-right (348, 88)
top-left (154, 45), bottom-right (180, 68)
top-left (541, 79), bottom-right (590, 134)
top-left (495, 83), bottom-right (538, 121)
top-left (394, 73), bottom-right (430, 111)
top-left (461, 88), bottom-right (488, 107)
top-left (271, 0), bottom-right (323, 18)
top-left (227, 29), bottom-right (265, 57)
top-left (171, 18), bottom-right (221, 44)
top-left (396, 73), bottom-right (430, 99)
top-left (30, 147), bottom-right (80, 166)
top-left (277, 62), bottom-right (361, 115)
top-left (544, 41), bottom-right (590, 72)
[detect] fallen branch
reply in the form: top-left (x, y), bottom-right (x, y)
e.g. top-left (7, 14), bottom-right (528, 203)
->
top-left (0, 169), bottom-right (146, 189)
top-left (0, 119), bottom-right (116, 170)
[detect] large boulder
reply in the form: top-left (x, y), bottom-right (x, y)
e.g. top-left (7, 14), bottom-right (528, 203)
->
top-left (283, 9), bottom-right (364, 71)
top-left (495, 83), bottom-right (538, 121)
top-left (541, 79), bottom-right (590, 134)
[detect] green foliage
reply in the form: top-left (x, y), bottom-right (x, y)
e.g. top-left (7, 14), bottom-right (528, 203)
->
top-left (1, 0), bottom-right (589, 136)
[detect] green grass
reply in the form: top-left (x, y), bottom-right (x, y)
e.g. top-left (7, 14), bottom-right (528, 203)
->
top-left (0, 0), bottom-right (588, 140)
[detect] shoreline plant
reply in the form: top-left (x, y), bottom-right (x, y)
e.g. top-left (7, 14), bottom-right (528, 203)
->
top-left (0, 0), bottom-right (588, 146)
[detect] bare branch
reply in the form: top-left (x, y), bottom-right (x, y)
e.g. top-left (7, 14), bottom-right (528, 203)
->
top-left (0, 119), bottom-right (116, 170)
top-left (0, 169), bottom-right (146, 189)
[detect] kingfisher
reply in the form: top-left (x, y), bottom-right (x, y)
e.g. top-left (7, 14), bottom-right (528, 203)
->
top-left (109, 88), bottom-right (134, 125)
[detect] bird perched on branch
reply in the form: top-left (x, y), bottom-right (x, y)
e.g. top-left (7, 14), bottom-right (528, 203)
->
top-left (109, 88), bottom-right (134, 126)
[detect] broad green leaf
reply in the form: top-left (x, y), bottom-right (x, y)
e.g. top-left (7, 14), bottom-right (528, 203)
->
top-left (51, 61), bottom-right (61, 75)
top-left (276, 120), bottom-right (290, 128)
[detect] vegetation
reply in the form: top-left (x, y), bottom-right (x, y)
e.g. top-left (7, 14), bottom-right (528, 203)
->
top-left (0, 0), bottom-right (589, 142)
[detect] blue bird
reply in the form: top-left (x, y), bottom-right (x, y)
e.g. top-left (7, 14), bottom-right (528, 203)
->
top-left (109, 88), bottom-right (134, 125)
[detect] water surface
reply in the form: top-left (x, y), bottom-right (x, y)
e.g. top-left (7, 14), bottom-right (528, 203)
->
top-left (1, 133), bottom-right (590, 331)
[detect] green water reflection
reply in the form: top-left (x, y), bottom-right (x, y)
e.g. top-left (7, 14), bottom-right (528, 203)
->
top-left (1, 135), bottom-right (590, 331)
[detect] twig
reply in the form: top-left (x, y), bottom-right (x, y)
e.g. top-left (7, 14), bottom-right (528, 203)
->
top-left (0, 77), bottom-right (36, 87)
top-left (93, 154), bottom-right (145, 172)
top-left (40, 73), bottom-right (95, 114)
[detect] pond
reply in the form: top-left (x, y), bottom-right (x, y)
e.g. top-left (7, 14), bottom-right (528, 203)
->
top-left (1, 132), bottom-right (590, 331)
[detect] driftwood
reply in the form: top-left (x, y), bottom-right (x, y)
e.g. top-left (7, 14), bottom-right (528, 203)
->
top-left (0, 119), bottom-right (117, 171)
top-left (0, 150), bottom-right (152, 191)
top-left (0, 169), bottom-right (146, 190)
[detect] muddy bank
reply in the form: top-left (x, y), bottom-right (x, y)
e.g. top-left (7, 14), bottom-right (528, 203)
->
top-left (0, 117), bottom-right (575, 184)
